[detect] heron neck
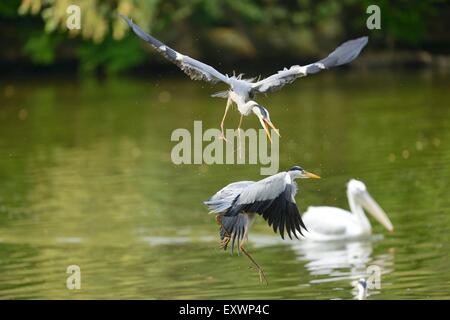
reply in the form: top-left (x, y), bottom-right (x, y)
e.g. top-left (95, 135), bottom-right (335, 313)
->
top-left (347, 191), bottom-right (371, 233)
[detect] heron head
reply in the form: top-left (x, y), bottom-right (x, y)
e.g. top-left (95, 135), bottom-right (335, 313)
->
top-left (347, 179), bottom-right (394, 232)
top-left (251, 104), bottom-right (280, 143)
top-left (288, 165), bottom-right (321, 179)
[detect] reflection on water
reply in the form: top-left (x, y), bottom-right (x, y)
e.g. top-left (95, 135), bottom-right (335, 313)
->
top-left (292, 238), bottom-right (394, 299)
top-left (292, 238), bottom-right (393, 282)
top-left (0, 71), bottom-right (449, 299)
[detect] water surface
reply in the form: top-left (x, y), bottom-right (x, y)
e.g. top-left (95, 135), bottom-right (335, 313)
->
top-left (0, 71), bottom-right (449, 299)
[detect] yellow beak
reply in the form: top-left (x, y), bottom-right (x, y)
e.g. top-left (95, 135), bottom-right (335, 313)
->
top-left (259, 118), bottom-right (280, 143)
top-left (304, 171), bottom-right (321, 179)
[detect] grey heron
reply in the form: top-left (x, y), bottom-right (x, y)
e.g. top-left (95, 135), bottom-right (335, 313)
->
top-left (301, 179), bottom-right (394, 241)
top-left (204, 165), bottom-right (320, 283)
top-left (120, 15), bottom-right (368, 142)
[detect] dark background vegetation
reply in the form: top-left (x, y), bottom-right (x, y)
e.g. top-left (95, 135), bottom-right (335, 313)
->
top-left (1, 0), bottom-right (449, 76)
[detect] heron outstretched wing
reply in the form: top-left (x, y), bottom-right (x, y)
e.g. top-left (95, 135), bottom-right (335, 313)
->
top-left (226, 172), bottom-right (307, 239)
top-left (252, 36), bottom-right (368, 94)
top-left (121, 15), bottom-right (230, 84)
top-left (204, 181), bottom-right (255, 213)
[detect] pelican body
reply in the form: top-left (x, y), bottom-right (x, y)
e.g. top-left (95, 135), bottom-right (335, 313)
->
top-left (121, 15), bottom-right (368, 142)
top-left (302, 180), bottom-right (393, 241)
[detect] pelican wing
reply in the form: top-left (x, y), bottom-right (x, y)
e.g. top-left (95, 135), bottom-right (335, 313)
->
top-left (121, 15), bottom-right (230, 84)
top-left (252, 36), bottom-right (368, 94)
top-left (226, 173), bottom-right (307, 239)
top-left (303, 207), bottom-right (349, 236)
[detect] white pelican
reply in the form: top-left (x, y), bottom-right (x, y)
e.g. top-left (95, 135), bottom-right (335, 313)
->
top-left (301, 179), bottom-right (394, 241)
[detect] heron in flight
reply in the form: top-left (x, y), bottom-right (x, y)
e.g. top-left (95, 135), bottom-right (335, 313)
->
top-left (301, 179), bottom-right (394, 241)
top-left (204, 166), bottom-right (320, 283)
top-left (121, 15), bottom-right (368, 142)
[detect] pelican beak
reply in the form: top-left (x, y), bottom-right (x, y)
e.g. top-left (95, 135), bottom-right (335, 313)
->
top-left (304, 171), bottom-right (321, 179)
top-left (361, 192), bottom-right (394, 232)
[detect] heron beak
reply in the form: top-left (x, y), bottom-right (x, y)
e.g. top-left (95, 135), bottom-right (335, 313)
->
top-left (264, 119), bottom-right (280, 138)
top-left (258, 117), bottom-right (272, 143)
top-left (304, 171), bottom-right (321, 179)
top-left (361, 192), bottom-right (394, 232)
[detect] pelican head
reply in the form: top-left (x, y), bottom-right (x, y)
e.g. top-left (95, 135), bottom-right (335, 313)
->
top-left (347, 179), bottom-right (394, 232)
top-left (288, 166), bottom-right (321, 179)
top-left (251, 104), bottom-right (280, 143)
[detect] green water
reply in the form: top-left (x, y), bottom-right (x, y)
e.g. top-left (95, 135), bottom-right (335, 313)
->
top-left (0, 71), bottom-right (449, 299)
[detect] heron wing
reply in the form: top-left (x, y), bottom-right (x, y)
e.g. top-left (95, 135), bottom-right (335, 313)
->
top-left (204, 181), bottom-right (255, 213)
top-left (227, 173), bottom-right (306, 239)
top-left (251, 36), bottom-right (368, 94)
top-left (121, 15), bottom-right (230, 84)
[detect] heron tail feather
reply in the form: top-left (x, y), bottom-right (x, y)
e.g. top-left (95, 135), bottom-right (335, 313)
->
top-left (219, 214), bottom-right (248, 254)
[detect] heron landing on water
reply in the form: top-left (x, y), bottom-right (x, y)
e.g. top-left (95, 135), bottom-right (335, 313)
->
top-left (121, 15), bottom-right (368, 143)
top-left (204, 166), bottom-right (320, 284)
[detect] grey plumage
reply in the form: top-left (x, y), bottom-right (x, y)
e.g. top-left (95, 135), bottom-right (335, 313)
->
top-left (218, 213), bottom-right (253, 254)
top-left (251, 37), bottom-right (369, 93)
top-left (226, 172), bottom-right (306, 239)
top-left (120, 15), bottom-right (230, 84)
top-left (121, 15), bottom-right (368, 100)
top-left (122, 15), bottom-right (368, 140)
top-left (205, 167), bottom-right (319, 283)
top-left (205, 181), bottom-right (254, 214)
top-left (205, 181), bottom-right (254, 254)
top-left (205, 169), bottom-right (314, 254)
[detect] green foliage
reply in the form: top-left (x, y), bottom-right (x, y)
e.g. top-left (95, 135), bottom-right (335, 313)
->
top-left (23, 31), bottom-right (62, 65)
top-left (0, 0), bottom-right (21, 17)
top-left (0, 0), bottom-right (444, 73)
top-left (362, 0), bottom-right (441, 45)
top-left (78, 36), bottom-right (147, 74)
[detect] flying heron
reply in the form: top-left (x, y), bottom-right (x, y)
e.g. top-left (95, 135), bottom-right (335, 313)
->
top-left (120, 15), bottom-right (368, 142)
top-left (204, 166), bottom-right (320, 283)
top-left (301, 179), bottom-right (394, 241)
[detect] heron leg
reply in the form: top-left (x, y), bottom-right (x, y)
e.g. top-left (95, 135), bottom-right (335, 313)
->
top-left (215, 215), bottom-right (231, 249)
top-left (237, 114), bottom-right (243, 160)
top-left (239, 244), bottom-right (268, 285)
top-left (219, 96), bottom-right (232, 142)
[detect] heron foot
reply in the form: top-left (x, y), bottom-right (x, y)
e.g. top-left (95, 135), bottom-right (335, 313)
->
top-left (215, 214), bottom-right (222, 226)
top-left (240, 245), bottom-right (268, 285)
top-left (219, 236), bottom-right (230, 249)
top-left (249, 265), bottom-right (268, 285)
top-left (216, 215), bottom-right (231, 250)
top-left (219, 132), bottom-right (228, 142)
